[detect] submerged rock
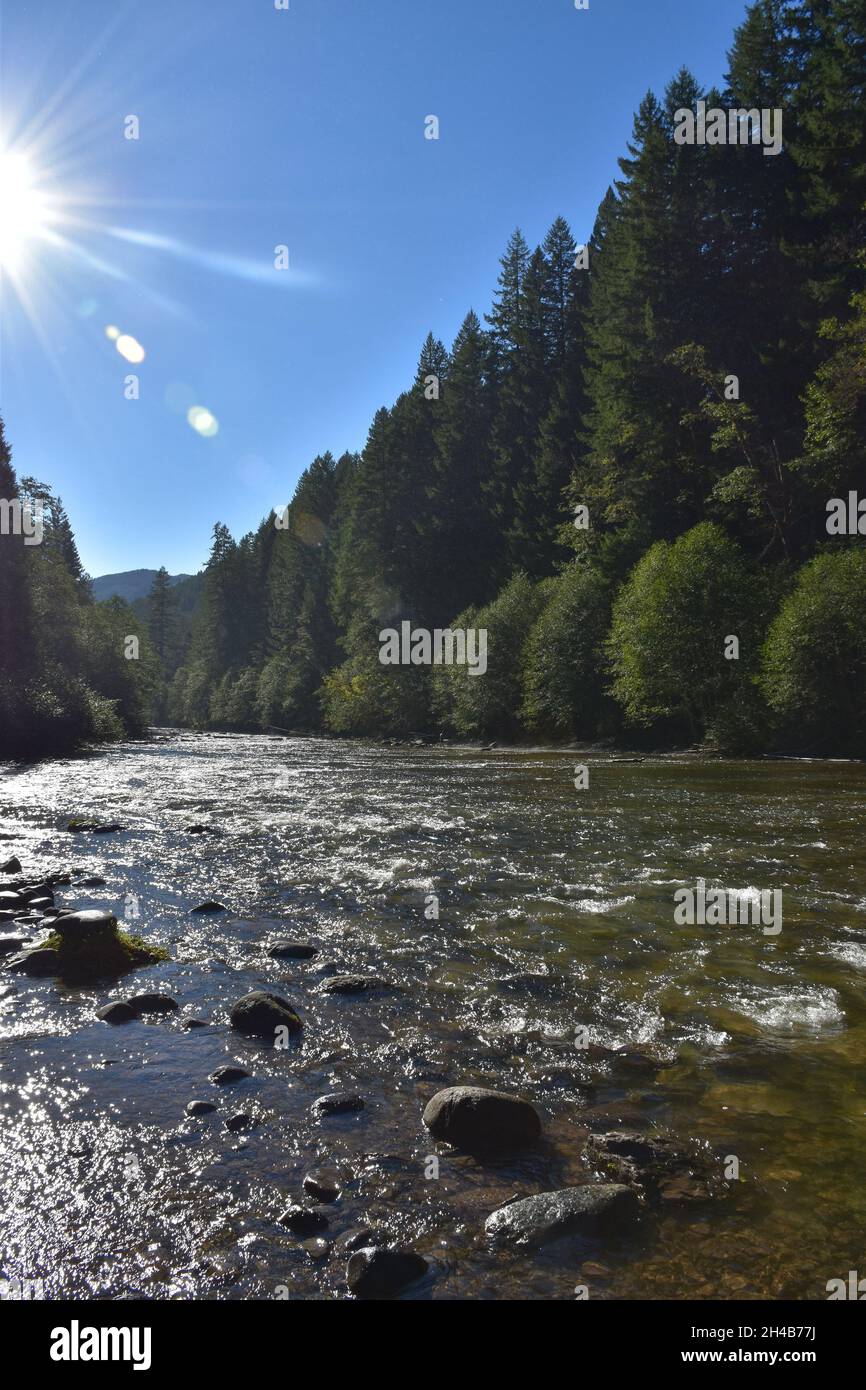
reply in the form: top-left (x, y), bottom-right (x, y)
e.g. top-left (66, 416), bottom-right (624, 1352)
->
top-left (66, 819), bottom-right (123, 834)
top-left (191, 900), bottom-right (226, 914)
top-left (267, 940), bottom-right (318, 960)
top-left (585, 1130), bottom-right (717, 1202)
top-left (229, 990), bottom-right (303, 1039)
top-left (303, 1168), bottom-right (342, 1202)
top-left (320, 974), bottom-right (388, 994)
top-left (313, 1092), bottom-right (364, 1117)
top-left (225, 1112), bottom-right (255, 1133)
top-left (346, 1247), bottom-right (427, 1299)
top-left (186, 1100), bottom-right (217, 1116)
top-left (484, 1184), bottom-right (638, 1248)
top-left (422, 1086), bottom-right (542, 1153)
top-left (278, 1205), bottom-right (329, 1236)
top-left (337, 1228), bottom-right (383, 1255)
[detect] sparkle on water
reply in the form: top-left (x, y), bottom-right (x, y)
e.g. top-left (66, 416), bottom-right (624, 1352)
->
top-left (1, 733), bottom-right (865, 1300)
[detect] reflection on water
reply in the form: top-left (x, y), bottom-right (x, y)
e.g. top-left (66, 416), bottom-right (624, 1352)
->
top-left (1, 732), bottom-right (865, 1299)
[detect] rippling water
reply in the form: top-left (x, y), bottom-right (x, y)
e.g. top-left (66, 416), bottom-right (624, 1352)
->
top-left (1, 731), bottom-right (865, 1300)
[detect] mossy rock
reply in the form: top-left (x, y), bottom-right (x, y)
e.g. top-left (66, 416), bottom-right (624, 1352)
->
top-left (41, 926), bottom-right (169, 982)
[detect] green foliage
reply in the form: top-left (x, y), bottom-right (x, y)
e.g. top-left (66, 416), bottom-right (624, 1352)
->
top-left (760, 548), bottom-right (866, 754)
top-left (521, 563), bottom-right (612, 738)
top-left (432, 574), bottom-right (546, 738)
top-left (607, 523), bottom-right (771, 742)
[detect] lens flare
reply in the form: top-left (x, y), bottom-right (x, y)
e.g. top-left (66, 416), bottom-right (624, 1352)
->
top-left (187, 405), bottom-right (218, 438)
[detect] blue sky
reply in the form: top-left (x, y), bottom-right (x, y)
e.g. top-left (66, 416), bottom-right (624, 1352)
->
top-left (0, 0), bottom-right (750, 578)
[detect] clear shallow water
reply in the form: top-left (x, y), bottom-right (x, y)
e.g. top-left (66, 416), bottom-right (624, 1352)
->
top-left (1, 731), bottom-right (865, 1300)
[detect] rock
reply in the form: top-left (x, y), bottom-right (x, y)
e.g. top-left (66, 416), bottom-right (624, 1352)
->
top-left (346, 1247), bottom-right (428, 1299)
top-left (278, 1205), bottom-right (329, 1236)
top-left (1, 857), bottom-right (22, 873)
top-left (210, 1064), bottom-right (251, 1084)
top-left (0, 911), bottom-right (18, 923)
top-left (186, 1100), bottom-right (217, 1116)
top-left (0, 936), bottom-right (27, 955)
top-left (96, 1001), bottom-right (137, 1023)
top-left (422, 1086), bottom-right (542, 1153)
top-left (225, 1112), bottom-right (255, 1133)
top-left (126, 993), bottom-right (179, 1016)
top-left (66, 819), bottom-right (123, 834)
top-left (484, 1184), bottom-right (638, 1248)
top-left (657, 1174), bottom-right (712, 1202)
top-left (267, 941), bottom-right (318, 960)
top-left (79, 876), bottom-right (107, 887)
top-left (319, 974), bottom-right (388, 994)
top-left (0, 893), bottom-right (24, 909)
top-left (191, 900), bottom-right (226, 914)
top-left (313, 1092), bottom-right (365, 1118)
top-left (5, 947), bottom-right (61, 976)
top-left (299, 1238), bottom-right (329, 1261)
top-left (181, 1017), bottom-right (208, 1029)
top-left (337, 1228), bottom-right (383, 1255)
top-left (51, 909), bottom-right (118, 942)
top-left (303, 1168), bottom-right (342, 1202)
top-left (229, 991), bottom-right (303, 1039)
top-left (185, 825), bottom-right (213, 834)
top-left (26, 897), bottom-right (53, 912)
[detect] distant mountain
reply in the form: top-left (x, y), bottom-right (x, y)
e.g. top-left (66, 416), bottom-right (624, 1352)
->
top-left (90, 569), bottom-right (193, 604)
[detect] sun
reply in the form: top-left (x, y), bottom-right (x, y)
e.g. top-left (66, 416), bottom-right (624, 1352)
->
top-left (0, 149), bottom-right (50, 272)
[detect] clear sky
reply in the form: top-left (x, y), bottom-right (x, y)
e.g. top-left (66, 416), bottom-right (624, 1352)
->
top-left (0, 0), bottom-right (750, 578)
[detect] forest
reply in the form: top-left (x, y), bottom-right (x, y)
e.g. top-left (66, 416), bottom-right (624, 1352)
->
top-left (1, 0), bottom-right (864, 761)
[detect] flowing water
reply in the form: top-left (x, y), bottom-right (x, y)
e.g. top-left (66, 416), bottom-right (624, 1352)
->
top-left (1, 731), bottom-right (865, 1301)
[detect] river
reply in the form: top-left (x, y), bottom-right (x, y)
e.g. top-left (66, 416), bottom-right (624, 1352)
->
top-left (1, 730), bottom-right (865, 1300)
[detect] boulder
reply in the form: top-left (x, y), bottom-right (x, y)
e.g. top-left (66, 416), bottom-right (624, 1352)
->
top-left (126, 993), bottom-right (178, 1016)
top-left (96, 1001), bottom-right (137, 1023)
top-left (210, 1064), bottom-right (251, 1084)
top-left (186, 1100), bottom-right (217, 1116)
top-left (484, 1184), bottom-right (638, 1248)
top-left (1, 857), bottom-right (22, 874)
top-left (5, 948), bottom-right (61, 976)
top-left (51, 910), bottom-right (118, 942)
top-left (191, 900), bottom-right (226, 914)
top-left (346, 1247), bottom-right (427, 1299)
top-left (422, 1086), bottom-right (542, 1152)
top-left (229, 990), bottom-right (303, 1039)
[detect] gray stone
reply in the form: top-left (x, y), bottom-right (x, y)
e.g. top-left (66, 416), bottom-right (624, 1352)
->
top-left (210, 1064), bottom-right (251, 1084)
top-left (313, 1092), bottom-right (364, 1118)
top-left (229, 990), bottom-right (303, 1039)
top-left (484, 1184), bottom-right (638, 1248)
top-left (422, 1086), bottom-right (542, 1152)
top-left (126, 993), bottom-right (178, 1016)
top-left (267, 941), bottom-right (318, 960)
top-left (319, 974), bottom-right (388, 994)
top-left (346, 1247), bottom-right (427, 1299)
top-left (278, 1205), bottom-right (329, 1236)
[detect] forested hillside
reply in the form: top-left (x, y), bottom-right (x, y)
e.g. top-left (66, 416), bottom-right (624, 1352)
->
top-left (2, 0), bottom-right (864, 759)
top-left (165, 1), bottom-right (865, 755)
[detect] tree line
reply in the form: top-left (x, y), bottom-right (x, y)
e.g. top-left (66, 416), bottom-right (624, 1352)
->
top-left (2, 0), bottom-right (864, 759)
